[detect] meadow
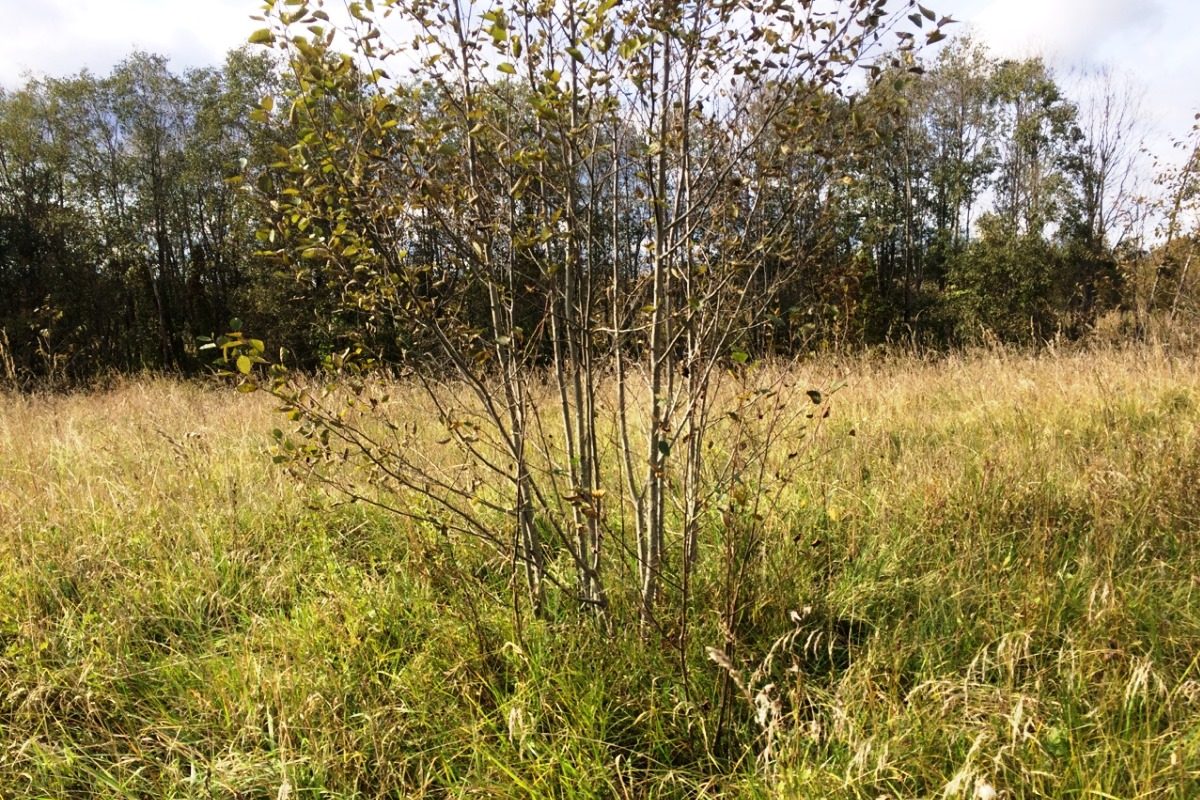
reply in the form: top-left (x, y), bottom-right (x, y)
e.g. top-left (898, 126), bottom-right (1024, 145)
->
top-left (1, 346), bottom-right (1198, 798)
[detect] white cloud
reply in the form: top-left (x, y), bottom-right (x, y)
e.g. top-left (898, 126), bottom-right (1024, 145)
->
top-left (937, 0), bottom-right (1197, 170)
top-left (970, 0), bottom-right (1164, 64)
top-left (1, 0), bottom-right (260, 85)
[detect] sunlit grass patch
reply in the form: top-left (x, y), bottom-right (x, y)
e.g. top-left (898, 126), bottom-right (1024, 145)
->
top-left (1, 348), bottom-right (1199, 796)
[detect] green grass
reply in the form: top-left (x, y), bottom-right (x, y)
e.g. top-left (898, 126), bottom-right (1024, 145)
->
top-left (2, 348), bottom-right (1199, 797)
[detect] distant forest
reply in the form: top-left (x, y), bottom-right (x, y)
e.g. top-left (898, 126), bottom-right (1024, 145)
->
top-left (0, 38), bottom-right (1197, 384)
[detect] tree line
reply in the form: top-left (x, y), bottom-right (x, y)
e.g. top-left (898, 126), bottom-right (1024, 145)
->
top-left (0, 35), bottom-right (1197, 385)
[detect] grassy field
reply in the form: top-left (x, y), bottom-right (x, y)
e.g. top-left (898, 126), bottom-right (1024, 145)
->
top-left (1, 346), bottom-right (1199, 798)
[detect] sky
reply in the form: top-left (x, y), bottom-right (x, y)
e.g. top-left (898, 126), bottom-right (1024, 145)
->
top-left (1, 0), bottom-right (1197, 151)
top-left (949, 0), bottom-right (1197, 152)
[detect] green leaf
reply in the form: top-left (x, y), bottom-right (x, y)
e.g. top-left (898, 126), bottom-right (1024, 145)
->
top-left (487, 19), bottom-right (507, 45)
top-left (1042, 726), bottom-right (1070, 759)
top-left (237, 355), bottom-right (252, 374)
top-left (229, 317), bottom-right (243, 333)
top-left (249, 28), bottom-right (275, 45)
top-left (730, 350), bottom-right (749, 364)
top-left (497, 62), bottom-right (517, 75)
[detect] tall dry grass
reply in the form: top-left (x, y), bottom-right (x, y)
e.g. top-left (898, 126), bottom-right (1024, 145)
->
top-left (0, 348), bottom-right (1197, 797)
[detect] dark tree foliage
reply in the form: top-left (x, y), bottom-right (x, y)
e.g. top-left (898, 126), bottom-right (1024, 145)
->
top-left (0, 50), bottom-right (289, 383)
top-left (0, 35), bottom-right (1187, 385)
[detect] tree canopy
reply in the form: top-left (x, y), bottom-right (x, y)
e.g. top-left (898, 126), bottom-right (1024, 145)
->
top-left (0, 21), bottom-right (1196, 386)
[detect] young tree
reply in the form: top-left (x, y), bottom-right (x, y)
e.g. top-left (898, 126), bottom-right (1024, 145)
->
top-left (242, 0), bottom-right (951, 631)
